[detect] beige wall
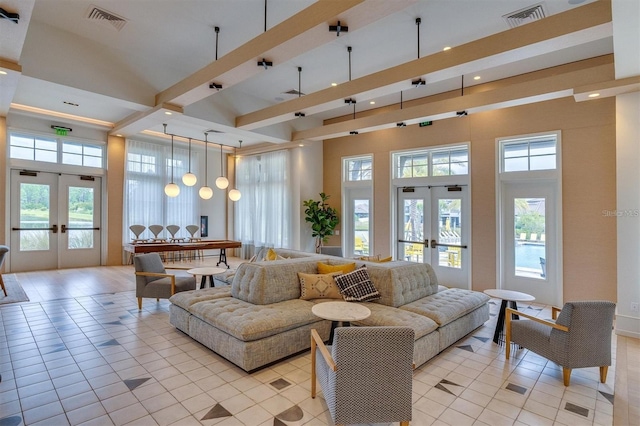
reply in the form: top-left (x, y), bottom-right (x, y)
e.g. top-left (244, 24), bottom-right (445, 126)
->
top-left (106, 135), bottom-right (125, 265)
top-left (323, 92), bottom-right (616, 303)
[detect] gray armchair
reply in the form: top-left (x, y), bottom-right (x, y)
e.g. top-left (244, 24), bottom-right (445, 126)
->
top-left (506, 300), bottom-right (616, 386)
top-left (0, 245), bottom-right (8, 297)
top-left (311, 326), bottom-right (415, 426)
top-left (133, 253), bottom-right (196, 310)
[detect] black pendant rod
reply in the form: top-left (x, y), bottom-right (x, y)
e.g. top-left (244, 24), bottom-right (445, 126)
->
top-left (400, 91), bottom-right (403, 110)
top-left (353, 103), bottom-right (356, 120)
top-left (298, 67), bottom-right (302, 97)
top-left (461, 75), bottom-right (464, 97)
top-left (347, 46), bottom-right (352, 81)
top-left (264, 0), bottom-right (268, 32)
top-left (416, 18), bottom-right (421, 59)
top-left (203, 133), bottom-right (208, 185)
top-left (214, 26), bottom-right (220, 60)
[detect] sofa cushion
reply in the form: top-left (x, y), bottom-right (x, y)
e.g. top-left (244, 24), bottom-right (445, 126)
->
top-left (334, 267), bottom-right (381, 302)
top-left (231, 258), bottom-right (320, 304)
top-left (169, 287), bottom-right (233, 310)
top-left (188, 298), bottom-right (319, 342)
top-left (298, 272), bottom-right (343, 300)
top-left (352, 303), bottom-right (439, 340)
top-left (399, 288), bottom-right (490, 326)
top-left (364, 261), bottom-right (439, 307)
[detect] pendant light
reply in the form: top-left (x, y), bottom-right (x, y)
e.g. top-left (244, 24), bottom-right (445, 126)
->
top-left (199, 132), bottom-right (213, 200)
top-left (228, 141), bottom-right (242, 202)
top-left (182, 138), bottom-right (197, 186)
top-left (215, 143), bottom-right (229, 189)
top-left (164, 129), bottom-right (180, 197)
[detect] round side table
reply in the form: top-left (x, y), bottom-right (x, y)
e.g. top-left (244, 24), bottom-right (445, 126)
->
top-left (187, 267), bottom-right (227, 289)
top-left (484, 289), bottom-right (535, 345)
top-left (312, 301), bottom-right (371, 342)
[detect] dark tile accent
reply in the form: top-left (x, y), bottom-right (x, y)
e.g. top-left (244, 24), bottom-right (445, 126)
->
top-left (506, 383), bottom-right (527, 394)
top-left (270, 378), bottom-right (292, 390)
top-left (201, 403), bottom-right (232, 420)
top-left (105, 321), bottom-right (122, 325)
top-left (56, 324), bottom-right (77, 331)
top-left (0, 416), bottom-right (24, 426)
top-left (274, 419), bottom-right (287, 426)
top-left (565, 402), bottom-right (589, 417)
top-left (473, 336), bottom-right (490, 343)
top-left (98, 339), bottom-right (119, 347)
top-left (599, 391), bottom-right (614, 405)
top-left (435, 383), bottom-right (455, 395)
top-left (457, 344), bottom-right (474, 352)
top-left (489, 301), bottom-right (496, 305)
top-left (118, 315), bottom-right (131, 320)
top-left (440, 379), bottom-right (460, 386)
top-left (44, 344), bottom-right (67, 354)
top-left (124, 377), bottom-right (150, 391)
top-left (276, 405), bottom-right (304, 422)
top-left (102, 302), bottom-right (115, 306)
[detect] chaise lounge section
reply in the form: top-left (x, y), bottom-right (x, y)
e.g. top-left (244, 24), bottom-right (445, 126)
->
top-left (169, 249), bottom-right (489, 371)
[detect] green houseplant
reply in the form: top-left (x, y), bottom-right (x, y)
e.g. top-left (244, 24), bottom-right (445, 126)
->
top-left (303, 192), bottom-right (340, 253)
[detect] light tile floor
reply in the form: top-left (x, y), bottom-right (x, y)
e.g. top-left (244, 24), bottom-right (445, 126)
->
top-left (1, 292), bottom-right (616, 425)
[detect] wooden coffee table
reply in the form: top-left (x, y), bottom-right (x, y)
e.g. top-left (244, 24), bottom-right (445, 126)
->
top-left (187, 267), bottom-right (227, 289)
top-left (312, 301), bottom-right (371, 342)
top-left (484, 289), bottom-right (535, 345)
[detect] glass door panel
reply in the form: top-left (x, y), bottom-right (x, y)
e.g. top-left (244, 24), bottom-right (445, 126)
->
top-left (514, 197), bottom-right (546, 279)
top-left (353, 199), bottom-right (370, 256)
top-left (19, 183), bottom-right (52, 251)
top-left (67, 186), bottom-right (95, 249)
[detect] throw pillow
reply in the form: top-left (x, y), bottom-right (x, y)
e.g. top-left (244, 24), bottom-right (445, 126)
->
top-left (334, 267), bottom-right (381, 302)
top-left (317, 262), bottom-right (356, 274)
top-left (298, 272), bottom-right (343, 300)
top-left (265, 248), bottom-right (278, 261)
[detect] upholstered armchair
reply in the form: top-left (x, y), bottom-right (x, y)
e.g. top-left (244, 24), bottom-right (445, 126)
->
top-left (0, 245), bottom-right (8, 297)
top-left (133, 253), bottom-right (196, 310)
top-left (311, 326), bottom-right (415, 426)
top-left (506, 300), bottom-right (616, 386)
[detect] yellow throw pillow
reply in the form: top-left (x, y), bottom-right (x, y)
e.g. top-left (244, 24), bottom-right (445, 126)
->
top-left (265, 248), bottom-right (278, 261)
top-left (298, 272), bottom-right (343, 300)
top-left (379, 256), bottom-right (393, 262)
top-left (317, 262), bottom-right (356, 274)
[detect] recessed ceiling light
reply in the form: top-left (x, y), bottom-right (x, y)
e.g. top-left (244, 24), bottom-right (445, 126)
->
top-left (473, 76), bottom-right (481, 80)
top-left (370, 101), bottom-right (375, 105)
top-left (165, 111), bottom-right (172, 115)
top-left (443, 46), bottom-right (452, 51)
top-left (298, 143), bottom-right (304, 147)
top-left (116, 134), bottom-right (123, 137)
top-left (588, 93), bottom-right (600, 98)
top-left (0, 70), bottom-right (7, 75)
top-left (331, 83), bottom-right (338, 87)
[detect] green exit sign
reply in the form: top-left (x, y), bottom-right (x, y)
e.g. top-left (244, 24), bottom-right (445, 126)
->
top-left (419, 121), bottom-right (433, 127)
top-left (55, 128), bottom-right (68, 136)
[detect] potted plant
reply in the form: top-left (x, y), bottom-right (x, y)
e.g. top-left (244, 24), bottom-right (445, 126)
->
top-left (303, 192), bottom-right (340, 253)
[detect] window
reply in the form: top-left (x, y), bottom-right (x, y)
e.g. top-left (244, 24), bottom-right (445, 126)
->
top-left (123, 139), bottom-right (198, 242)
top-left (394, 146), bottom-right (469, 178)
top-left (9, 132), bottom-right (105, 168)
top-left (235, 150), bottom-right (291, 254)
top-left (501, 135), bottom-right (557, 172)
top-left (10, 133), bottom-right (58, 163)
top-left (62, 141), bottom-right (104, 168)
top-left (345, 156), bottom-right (372, 181)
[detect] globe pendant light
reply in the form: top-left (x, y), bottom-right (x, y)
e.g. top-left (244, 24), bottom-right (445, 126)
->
top-left (215, 143), bottom-right (229, 189)
top-left (182, 138), bottom-right (197, 186)
top-left (228, 141), bottom-right (242, 202)
top-left (199, 132), bottom-right (213, 200)
top-left (164, 131), bottom-right (180, 197)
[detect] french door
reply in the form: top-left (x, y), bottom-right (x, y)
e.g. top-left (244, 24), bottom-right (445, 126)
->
top-left (396, 186), bottom-right (470, 289)
top-left (10, 170), bottom-right (102, 272)
top-left (501, 181), bottom-right (559, 305)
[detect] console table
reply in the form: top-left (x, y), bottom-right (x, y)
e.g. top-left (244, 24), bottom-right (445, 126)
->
top-left (124, 240), bottom-right (241, 268)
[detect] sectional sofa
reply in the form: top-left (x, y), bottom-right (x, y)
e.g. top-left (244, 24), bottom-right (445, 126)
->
top-left (169, 249), bottom-right (489, 372)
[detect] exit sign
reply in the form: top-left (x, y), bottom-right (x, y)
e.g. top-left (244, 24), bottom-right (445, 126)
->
top-left (419, 121), bottom-right (433, 127)
top-left (55, 128), bottom-right (68, 136)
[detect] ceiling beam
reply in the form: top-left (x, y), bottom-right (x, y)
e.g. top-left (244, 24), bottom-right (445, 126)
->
top-left (237, 0), bottom-right (612, 131)
top-left (292, 63), bottom-right (614, 141)
top-left (573, 75), bottom-right (640, 101)
top-left (111, 103), bottom-right (183, 136)
top-left (155, 0), bottom-right (416, 107)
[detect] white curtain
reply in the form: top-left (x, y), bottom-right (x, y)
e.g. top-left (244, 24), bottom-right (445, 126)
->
top-left (123, 139), bottom-right (199, 241)
top-left (235, 150), bottom-right (291, 258)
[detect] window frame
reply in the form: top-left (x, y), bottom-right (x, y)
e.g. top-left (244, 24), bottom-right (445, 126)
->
top-left (393, 144), bottom-right (469, 179)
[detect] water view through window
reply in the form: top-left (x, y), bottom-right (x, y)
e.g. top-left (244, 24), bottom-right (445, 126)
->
top-left (514, 197), bottom-right (546, 279)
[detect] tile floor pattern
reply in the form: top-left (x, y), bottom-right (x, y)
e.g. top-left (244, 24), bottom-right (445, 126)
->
top-left (0, 293), bottom-right (615, 426)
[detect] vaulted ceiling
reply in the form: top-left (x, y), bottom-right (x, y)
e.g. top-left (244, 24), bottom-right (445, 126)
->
top-left (0, 0), bottom-right (637, 150)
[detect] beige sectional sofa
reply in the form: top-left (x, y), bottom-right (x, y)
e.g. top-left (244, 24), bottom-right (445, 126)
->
top-left (169, 248), bottom-right (489, 372)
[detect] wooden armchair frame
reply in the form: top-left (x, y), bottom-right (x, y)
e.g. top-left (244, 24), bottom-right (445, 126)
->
top-left (505, 306), bottom-right (610, 386)
top-left (134, 265), bottom-right (190, 310)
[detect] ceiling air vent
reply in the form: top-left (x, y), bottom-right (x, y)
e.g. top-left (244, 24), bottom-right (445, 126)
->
top-left (86, 5), bottom-right (127, 31)
top-left (502, 3), bottom-right (547, 28)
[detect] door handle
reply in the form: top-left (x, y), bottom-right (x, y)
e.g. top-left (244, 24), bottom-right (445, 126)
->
top-left (430, 239), bottom-right (467, 249)
top-left (12, 225), bottom-right (58, 233)
top-left (61, 224), bottom-right (66, 233)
